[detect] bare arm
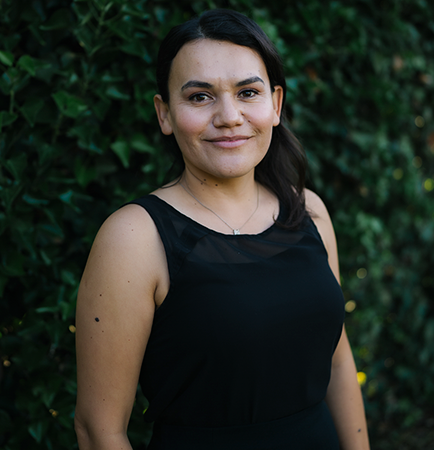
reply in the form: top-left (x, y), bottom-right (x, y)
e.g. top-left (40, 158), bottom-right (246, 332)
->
top-left (75, 205), bottom-right (167, 449)
top-left (306, 189), bottom-right (370, 450)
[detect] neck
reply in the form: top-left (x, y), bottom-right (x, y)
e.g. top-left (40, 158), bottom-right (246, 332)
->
top-left (181, 167), bottom-right (257, 204)
top-left (179, 168), bottom-right (261, 234)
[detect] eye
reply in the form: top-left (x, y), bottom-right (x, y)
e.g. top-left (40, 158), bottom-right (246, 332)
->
top-left (239, 89), bottom-right (258, 98)
top-left (189, 93), bottom-right (210, 102)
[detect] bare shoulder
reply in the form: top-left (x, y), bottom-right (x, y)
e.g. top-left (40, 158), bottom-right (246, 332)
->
top-left (305, 188), bottom-right (330, 220)
top-left (304, 189), bottom-right (340, 281)
top-left (78, 202), bottom-right (166, 314)
top-left (91, 203), bottom-right (159, 252)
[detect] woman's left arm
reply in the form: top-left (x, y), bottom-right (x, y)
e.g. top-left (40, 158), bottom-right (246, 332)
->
top-left (305, 189), bottom-right (370, 450)
top-left (326, 327), bottom-right (370, 449)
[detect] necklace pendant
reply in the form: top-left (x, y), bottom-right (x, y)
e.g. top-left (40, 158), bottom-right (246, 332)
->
top-left (233, 229), bottom-right (240, 235)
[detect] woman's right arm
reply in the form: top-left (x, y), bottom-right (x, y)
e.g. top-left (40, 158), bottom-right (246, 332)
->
top-left (75, 204), bottom-right (166, 449)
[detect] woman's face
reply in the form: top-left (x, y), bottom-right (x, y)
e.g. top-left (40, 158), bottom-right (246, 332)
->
top-left (154, 39), bottom-right (283, 182)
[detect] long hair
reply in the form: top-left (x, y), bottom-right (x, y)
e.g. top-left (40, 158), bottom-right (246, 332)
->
top-left (156, 9), bottom-right (308, 229)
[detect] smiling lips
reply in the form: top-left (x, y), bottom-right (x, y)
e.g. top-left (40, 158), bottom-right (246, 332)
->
top-left (206, 136), bottom-right (251, 148)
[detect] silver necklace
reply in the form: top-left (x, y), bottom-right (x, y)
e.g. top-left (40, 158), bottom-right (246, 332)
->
top-left (180, 181), bottom-right (260, 235)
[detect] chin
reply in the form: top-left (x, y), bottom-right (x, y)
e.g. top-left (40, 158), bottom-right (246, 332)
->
top-left (212, 155), bottom-right (267, 178)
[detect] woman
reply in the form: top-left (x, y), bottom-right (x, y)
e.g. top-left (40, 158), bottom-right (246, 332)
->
top-left (75, 9), bottom-right (370, 450)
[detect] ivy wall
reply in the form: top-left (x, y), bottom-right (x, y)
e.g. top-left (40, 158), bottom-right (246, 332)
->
top-left (0, 0), bottom-right (433, 448)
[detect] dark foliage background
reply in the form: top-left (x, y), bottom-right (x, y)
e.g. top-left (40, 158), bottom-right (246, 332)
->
top-left (0, 0), bottom-right (433, 448)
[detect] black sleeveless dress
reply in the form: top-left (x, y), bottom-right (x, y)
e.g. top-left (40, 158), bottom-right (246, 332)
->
top-left (128, 195), bottom-right (345, 450)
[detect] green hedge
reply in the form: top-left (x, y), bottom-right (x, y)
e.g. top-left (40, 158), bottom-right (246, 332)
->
top-left (0, 0), bottom-right (433, 448)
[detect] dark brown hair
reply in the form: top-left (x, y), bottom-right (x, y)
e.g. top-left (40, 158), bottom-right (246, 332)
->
top-left (156, 9), bottom-right (308, 229)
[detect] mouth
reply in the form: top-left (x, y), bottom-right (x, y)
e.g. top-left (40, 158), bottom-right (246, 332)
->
top-left (206, 136), bottom-right (251, 148)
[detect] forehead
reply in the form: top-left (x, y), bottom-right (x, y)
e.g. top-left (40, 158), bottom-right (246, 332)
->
top-left (168, 39), bottom-right (269, 88)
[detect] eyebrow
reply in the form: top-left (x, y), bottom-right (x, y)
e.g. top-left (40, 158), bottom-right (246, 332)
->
top-left (181, 80), bottom-right (212, 91)
top-left (180, 76), bottom-right (265, 92)
top-left (236, 76), bottom-right (265, 87)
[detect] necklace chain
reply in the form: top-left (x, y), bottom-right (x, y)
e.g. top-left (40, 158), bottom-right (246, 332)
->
top-left (180, 180), bottom-right (260, 235)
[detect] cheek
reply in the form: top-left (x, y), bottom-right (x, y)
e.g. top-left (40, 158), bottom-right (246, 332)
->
top-left (250, 108), bottom-right (276, 133)
top-left (171, 109), bottom-right (207, 141)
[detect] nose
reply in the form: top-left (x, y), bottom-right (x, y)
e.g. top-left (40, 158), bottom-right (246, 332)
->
top-left (212, 95), bottom-right (244, 128)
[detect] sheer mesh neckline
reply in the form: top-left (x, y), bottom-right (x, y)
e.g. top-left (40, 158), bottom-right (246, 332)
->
top-left (149, 194), bottom-right (284, 237)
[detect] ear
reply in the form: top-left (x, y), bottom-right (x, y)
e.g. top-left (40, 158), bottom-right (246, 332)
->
top-left (271, 86), bottom-right (284, 127)
top-left (154, 94), bottom-right (173, 135)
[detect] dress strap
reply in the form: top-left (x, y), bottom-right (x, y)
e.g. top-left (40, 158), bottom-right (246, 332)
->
top-left (124, 195), bottom-right (208, 280)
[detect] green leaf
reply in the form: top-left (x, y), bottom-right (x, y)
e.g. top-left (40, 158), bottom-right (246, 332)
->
top-left (20, 98), bottom-right (45, 127)
top-left (36, 306), bottom-right (59, 314)
top-left (106, 18), bottom-right (131, 40)
top-left (1, 251), bottom-right (25, 277)
top-left (4, 153), bottom-right (27, 180)
top-left (52, 91), bottom-right (88, 118)
top-left (0, 50), bottom-right (14, 66)
top-left (0, 182), bottom-right (23, 211)
top-left (92, 100), bottom-right (111, 121)
top-left (111, 140), bottom-right (130, 168)
top-left (74, 158), bottom-right (97, 187)
top-left (59, 190), bottom-right (80, 212)
top-left (2, 34), bottom-right (21, 52)
top-left (105, 86), bottom-right (131, 100)
top-left (40, 250), bottom-right (51, 265)
top-left (42, 208), bottom-right (64, 238)
top-left (17, 55), bottom-right (36, 76)
top-left (41, 389), bottom-right (56, 409)
top-left (61, 269), bottom-right (76, 286)
top-left (120, 5), bottom-right (150, 19)
top-left (0, 76), bottom-right (10, 94)
top-left (22, 194), bottom-right (50, 206)
top-left (28, 24), bottom-right (46, 46)
top-left (17, 55), bottom-right (50, 77)
top-left (131, 134), bottom-right (155, 154)
top-left (40, 9), bottom-right (73, 30)
top-left (28, 421), bottom-right (48, 443)
top-left (119, 41), bottom-right (151, 62)
top-left (0, 111), bottom-right (18, 132)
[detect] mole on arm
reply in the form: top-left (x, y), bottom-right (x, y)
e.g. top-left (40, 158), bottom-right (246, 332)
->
top-left (95, 317), bottom-right (100, 322)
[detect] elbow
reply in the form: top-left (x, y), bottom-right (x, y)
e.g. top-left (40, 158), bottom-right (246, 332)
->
top-left (74, 414), bottom-right (92, 449)
top-left (74, 411), bottom-right (129, 449)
